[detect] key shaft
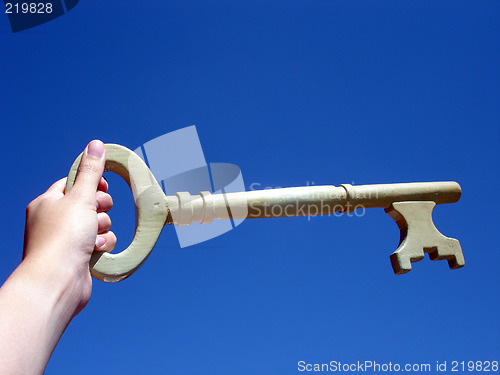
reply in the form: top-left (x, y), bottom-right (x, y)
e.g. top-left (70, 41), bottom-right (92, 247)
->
top-left (165, 181), bottom-right (461, 225)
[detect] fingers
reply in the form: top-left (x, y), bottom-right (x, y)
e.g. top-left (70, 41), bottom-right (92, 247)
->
top-left (70, 140), bottom-right (106, 202)
top-left (96, 191), bottom-right (113, 213)
top-left (95, 231), bottom-right (117, 252)
top-left (97, 212), bottom-right (111, 234)
top-left (46, 178), bottom-right (67, 194)
top-left (98, 177), bottom-right (108, 193)
top-left (95, 213), bottom-right (116, 252)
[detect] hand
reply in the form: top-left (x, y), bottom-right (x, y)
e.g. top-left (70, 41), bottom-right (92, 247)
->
top-left (22, 140), bottom-right (116, 314)
top-left (0, 140), bottom-right (117, 374)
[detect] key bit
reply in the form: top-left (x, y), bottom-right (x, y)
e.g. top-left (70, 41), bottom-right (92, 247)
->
top-left (385, 201), bottom-right (464, 274)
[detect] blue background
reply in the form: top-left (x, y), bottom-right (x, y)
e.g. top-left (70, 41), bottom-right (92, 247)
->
top-left (1, 1), bottom-right (499, 374)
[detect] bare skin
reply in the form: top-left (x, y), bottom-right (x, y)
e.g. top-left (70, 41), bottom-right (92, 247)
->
top-left (0, 140), bottom-right (116, 374)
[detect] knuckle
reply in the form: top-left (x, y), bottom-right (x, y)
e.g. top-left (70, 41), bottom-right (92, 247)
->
top-left (26, 195), bottom-right (45, 214)
top-left (96, 192), bottom-right (113, 212)
top-left (98, 213), bottom-right (112, 227)
top-left (26, 200), bottom-right (37, 214)
top-left (98, 191), bottom-right (112, 201)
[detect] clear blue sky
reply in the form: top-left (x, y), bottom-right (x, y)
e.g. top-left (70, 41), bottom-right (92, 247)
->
top-left (1, 1), bottom-right (499, 374)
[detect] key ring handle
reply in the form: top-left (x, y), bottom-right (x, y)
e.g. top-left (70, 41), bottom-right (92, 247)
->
top-left (66, 144), bottom-right (168, 282)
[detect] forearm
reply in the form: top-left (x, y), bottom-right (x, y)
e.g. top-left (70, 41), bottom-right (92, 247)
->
top-left (0, 258), bottom-right (86, 374)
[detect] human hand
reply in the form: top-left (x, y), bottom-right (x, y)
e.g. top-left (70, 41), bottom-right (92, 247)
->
top-left (22, 140), bottom-right (116, 315)
top-left (0, 140), bottom-right (118, 374)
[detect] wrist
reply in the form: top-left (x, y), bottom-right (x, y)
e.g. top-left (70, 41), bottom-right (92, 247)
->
top-left (19, 253), bottom-right (91, 317)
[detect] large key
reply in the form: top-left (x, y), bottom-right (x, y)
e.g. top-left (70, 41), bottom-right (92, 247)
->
top-left (66, 144), bottom-right (464, 282)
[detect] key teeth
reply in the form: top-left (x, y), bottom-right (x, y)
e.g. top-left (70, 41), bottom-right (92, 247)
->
top-left (389, 245), bottom-right (425, 275)
top-left (426, 238), bottom-right (465, 269)
top-left (390, 253), bottom-right (412, 275)
top-left (385, 201), bottom-right (465, 275)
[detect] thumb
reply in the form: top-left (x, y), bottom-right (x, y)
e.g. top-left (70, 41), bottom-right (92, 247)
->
top-left (71, 140), bottom-right (106, 202)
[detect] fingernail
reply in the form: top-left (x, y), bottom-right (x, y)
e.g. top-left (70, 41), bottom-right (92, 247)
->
top-left (87, 140), bottom-right (104, 158)
top-left (95, 236), bottom-right (106, 248)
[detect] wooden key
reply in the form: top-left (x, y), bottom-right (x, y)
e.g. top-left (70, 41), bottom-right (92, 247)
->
top-left (66, 144), bottom-right (464, 282)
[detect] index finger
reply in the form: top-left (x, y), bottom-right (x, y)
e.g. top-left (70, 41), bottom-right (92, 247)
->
top-left (98, 177), bottom-right (108, 193)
